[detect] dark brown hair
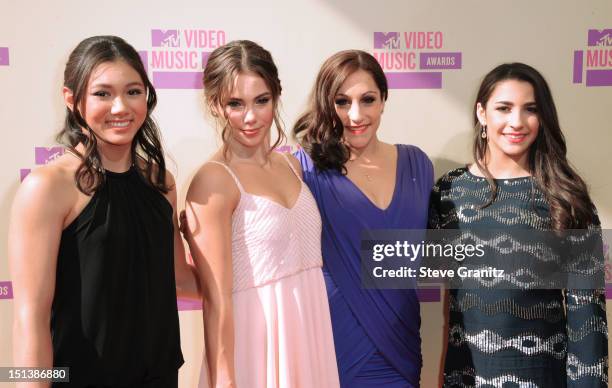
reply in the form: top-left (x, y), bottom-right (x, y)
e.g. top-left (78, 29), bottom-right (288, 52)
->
top-left (202, 40), bottom-right (284, 158)
top-left (293, 50), bottom-right (388, 173)
top-left (473, 62), bottom-right (594, 230)
top-left (57, 35), bottom-right (169, 194)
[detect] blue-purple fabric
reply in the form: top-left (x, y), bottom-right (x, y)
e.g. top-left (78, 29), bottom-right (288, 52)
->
top-left (295, 144), bottom-right (433, 387)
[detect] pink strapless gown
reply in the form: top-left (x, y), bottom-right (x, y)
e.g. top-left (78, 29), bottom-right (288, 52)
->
top-left (198, 157), bottom-right (339, 388)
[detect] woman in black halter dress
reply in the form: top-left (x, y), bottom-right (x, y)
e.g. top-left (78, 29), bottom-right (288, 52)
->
top-left (9, 36), bottom-right (198, 388)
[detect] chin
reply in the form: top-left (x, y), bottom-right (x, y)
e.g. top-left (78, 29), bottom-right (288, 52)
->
top-left (235, 136), bottom-right (266, 148)
top-left (498, 147), bottom-right (530, 160)
top-left (346, 135), bottom-right (373, 150)
top-left (102, 135), bottom-right (137, 147)
top-left (502, 142), bottom-right (534, 153)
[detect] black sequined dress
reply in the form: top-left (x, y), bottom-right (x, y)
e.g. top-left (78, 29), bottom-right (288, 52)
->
top-left (429, 167), bottom-right (608, 388)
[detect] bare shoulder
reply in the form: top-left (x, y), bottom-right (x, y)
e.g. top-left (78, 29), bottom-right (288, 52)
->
top-left (18, 158), bottom-right (77, 204)
top-left (380, 142), bottom-right (398, 156)
top-left (164, 169), bottom-right (177, 187)
top-left (281, 152), bottom-right (303, 178)
top-left (14, 158), bottom-right (78, 219)
top-left (186, 161), bottom-right (240, 206)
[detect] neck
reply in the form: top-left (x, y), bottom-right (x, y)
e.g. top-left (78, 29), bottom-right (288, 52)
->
top-left (480, 149), bottom-right (531, 179)
top-left (225, 134), bottom-right (272, 166)
top-left (75, 141), bottom-right (133, 173)
top-left (348, 136), bottom-right (381, 163)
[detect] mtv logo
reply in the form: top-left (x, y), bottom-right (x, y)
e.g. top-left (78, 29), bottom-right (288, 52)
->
top-left (35, 147), bottom-right (64, 165)
top-left (151, 29), bottom-right (180, 47)
top-left (588, 29), bottom-right (612, 47)
top-left (374, 32), bottom-right (400, 49)
top-left (20, 169), bottom-right (31, 182)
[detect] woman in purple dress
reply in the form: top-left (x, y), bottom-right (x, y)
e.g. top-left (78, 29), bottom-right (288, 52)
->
top-left (293, 50), bottom-right (433, 387)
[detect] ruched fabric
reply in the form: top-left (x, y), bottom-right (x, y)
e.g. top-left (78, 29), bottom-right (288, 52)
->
top-left (52, 166), bottom-right (183, 387)
top-left (296, 145), bottom-right (434, 388)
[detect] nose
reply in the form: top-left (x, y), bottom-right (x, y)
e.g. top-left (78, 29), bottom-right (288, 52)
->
top-left (243, 106), bottom-right (256, 125)
top-left (111, 96), bottom-right (128, 115)
top-left (509, 109), bottom-right (524, 129)
top-left (348, 103), bottom-right (363, 124)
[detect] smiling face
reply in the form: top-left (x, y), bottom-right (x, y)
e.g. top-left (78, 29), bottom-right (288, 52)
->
top-left (83, 61), bottom-right (147, 145)
top-left (334, 69), bottom-right (385, 151)
top-left (478, 79), bottom-right (540, 166)
top-left (65, 60), bottom-right (147, 147)
top-left (221, 71), bottom-right (274, 149)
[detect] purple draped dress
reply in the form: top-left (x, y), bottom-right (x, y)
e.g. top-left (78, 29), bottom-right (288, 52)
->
top-left (296, 144), bottom-right (433, 387)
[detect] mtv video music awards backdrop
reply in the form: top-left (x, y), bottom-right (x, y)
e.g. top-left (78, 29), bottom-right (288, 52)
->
top-left (1, 1), bottom-right (611, 386)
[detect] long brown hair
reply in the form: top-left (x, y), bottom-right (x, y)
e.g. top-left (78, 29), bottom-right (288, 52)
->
top-left (293, 50), bottom-right (388, 173)
top-left (473, 63), bottom-right (594, 230)
top-left (57, 35), bottom-right (169, 194)
top-left (202, 40), bottom-right (284, 158)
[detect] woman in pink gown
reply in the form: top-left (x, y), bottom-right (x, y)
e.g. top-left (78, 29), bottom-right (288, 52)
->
top-left (183, 40), bottom-right (339, 388)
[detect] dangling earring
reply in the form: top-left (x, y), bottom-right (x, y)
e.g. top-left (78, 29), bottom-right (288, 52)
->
top-left (480, 124), bottom-right (487, 139)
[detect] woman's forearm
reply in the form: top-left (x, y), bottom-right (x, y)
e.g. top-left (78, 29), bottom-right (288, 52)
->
top-left (204, 299), bottom-right (236, 388)
top-left (13, 314), bottom-right (53, 388)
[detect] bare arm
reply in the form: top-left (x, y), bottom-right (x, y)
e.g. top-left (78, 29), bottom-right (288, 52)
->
top-left (163, 172), bottom-right (200, 300)
top-left (8, 169), bottom-right (72, 388)
top-left (184, 164), bottom-right (238, 388)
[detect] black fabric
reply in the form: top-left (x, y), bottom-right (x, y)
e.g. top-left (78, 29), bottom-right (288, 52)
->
top-left (51, 167), bottom-right (183, 387)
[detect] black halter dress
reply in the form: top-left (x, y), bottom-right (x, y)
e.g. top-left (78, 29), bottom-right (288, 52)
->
top-left (51, 167), bottom-right (183, 387)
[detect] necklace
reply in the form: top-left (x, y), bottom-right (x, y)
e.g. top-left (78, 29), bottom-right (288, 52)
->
top-left (348, 159), bottom-right (376, 182)
top-left (348, 143), bottom-right (384, 183)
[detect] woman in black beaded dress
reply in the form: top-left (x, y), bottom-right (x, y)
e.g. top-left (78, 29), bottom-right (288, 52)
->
top-left (8, 36), bottom-right (199, 387)
top-left (429, 63), bottom-right (608, 387)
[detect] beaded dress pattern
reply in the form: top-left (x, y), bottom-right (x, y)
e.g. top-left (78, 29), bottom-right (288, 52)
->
top-left (430, 167), bottom-right (608, 388)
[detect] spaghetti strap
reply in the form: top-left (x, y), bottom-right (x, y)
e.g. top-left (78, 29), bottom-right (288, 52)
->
top-left (207, 161), bottom-right (245, 193)
top-left (280, 152), bottom-right (302, 182)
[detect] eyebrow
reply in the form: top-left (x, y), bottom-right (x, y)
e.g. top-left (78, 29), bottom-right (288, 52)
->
top-left (335, 90), bottom-right (379, 97)
top-left (494, 100), bottom-right (536, 105)
top-left (90, 81), bottom-right (144, 89)
top-left (227, 92), bottom-right (272, 101)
